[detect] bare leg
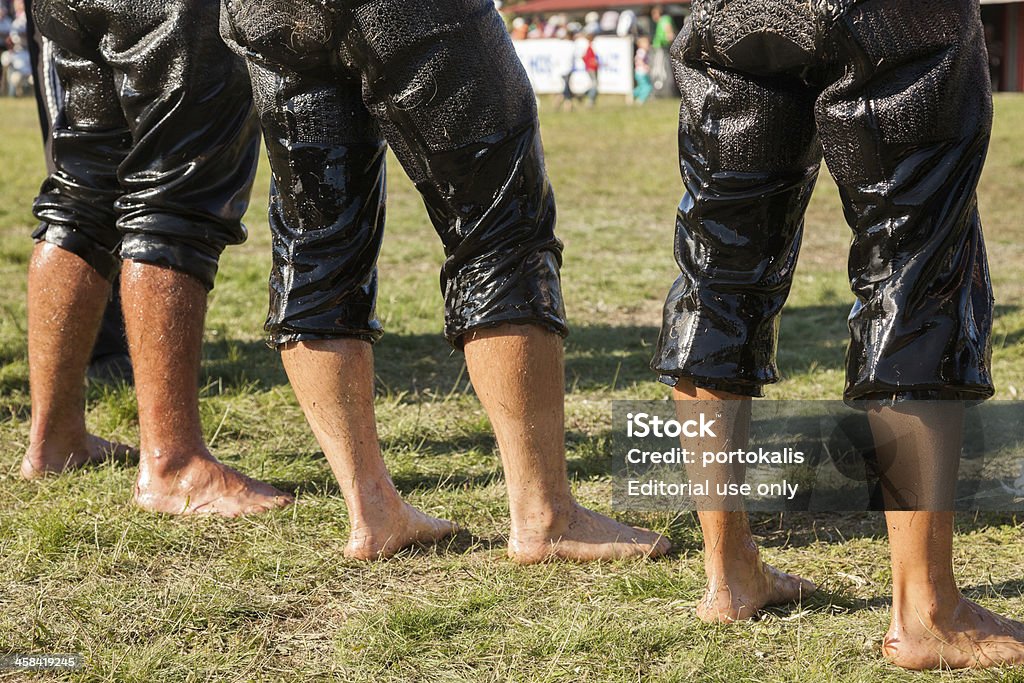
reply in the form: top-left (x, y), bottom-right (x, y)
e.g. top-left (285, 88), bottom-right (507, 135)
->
top-left (123, 261), bottom-right (292, 516)
top-left (673, 380), bottom-right (814, 622)
top-left (463, 324), bottom-right (670, 563)
top-left (280, 339), bottom-right (456, 559)
top-left (872, 404), bottom-right (1024, 670)
top-left (22, 242), bottom-right (134, 479)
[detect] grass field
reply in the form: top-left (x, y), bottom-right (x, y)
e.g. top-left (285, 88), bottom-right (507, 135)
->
top-left (2, 94), bottom-right (1024, 682)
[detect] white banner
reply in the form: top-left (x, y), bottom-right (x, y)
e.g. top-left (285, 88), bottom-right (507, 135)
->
top-left (513, 37), bottom-right (635, 96)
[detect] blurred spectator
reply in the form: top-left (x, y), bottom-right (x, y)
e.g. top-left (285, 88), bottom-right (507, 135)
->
top-left (511, 16), bottom-right (528, 40)
top-left (650, 5), bottom-right (676, 96)
top-left (600, 10), bottom-right (619, 34)
top-left (1, 8), bottom-right (12, 44)
top-left (584, 11), bottom-right (600, 36)
top-left (633, 35), bottom-right (652, 104)
top-left (494, 1), bottom-right (509, 30)
top-left (2, 29), bottom-right (31, 96)
top-left (527, 15), bottom-right (545, 39)
top-left (617, 9), bottom-right (637, 37)
top-left (555, 26), bottom-right (578, 112)
top-left (10, 0), bottom-right (24, 34)
top-left (543, 13), bottom-right (565, 38)
top-left (582, 30), bottom-right (598, 107)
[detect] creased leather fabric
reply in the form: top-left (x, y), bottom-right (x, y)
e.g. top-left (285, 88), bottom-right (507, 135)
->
top-left (220, 0), bottom-right (567, 347)
top-left (31, 0), bottom-right (260, 290)
top-left (653, 0), bottom-right (995, 403)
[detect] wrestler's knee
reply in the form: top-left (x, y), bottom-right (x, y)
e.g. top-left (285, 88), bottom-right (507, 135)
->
top-left (117, 224), bottom-right (235, 291)
top-left (31, 222), bottom-right (120, 282)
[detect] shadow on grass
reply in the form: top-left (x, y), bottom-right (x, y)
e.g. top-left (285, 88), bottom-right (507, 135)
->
top-left (332, 528), bottom-right (508, 559)
top-left (190, 308), bottom-right (841, 395)
top-left (965, 577), bottom-right (1024, 601)
top-left (437, 528), bottom-right (507, 555)
top-left (202, 304), bottom-right (1024, 558)
top-left (800, 587), bottom-right (892, 614)
top-left (270, 429), bottom-right (612, 497)
top-left (200, 337), bottom-right (288, 390)
top-left (196, 303), bottom-right (1024, 398)
top-left (270, 467), bottom-right (500, 500)
top-left (748, 510), bottom-right (1022, 555)
top-left (797, 564), bottom-right (1024, 616)
top-left (11, 304), bottom-right (1020, 564)
top-left (4, 291), bottom-right (1022, 402)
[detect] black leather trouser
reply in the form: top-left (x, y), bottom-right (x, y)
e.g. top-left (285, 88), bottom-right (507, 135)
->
top-left (653, 0), bottom-right (995, 403)
top-left (31, 0), bottom-right (261, 291)
top-left (220, 0), bottom-right (567, 346)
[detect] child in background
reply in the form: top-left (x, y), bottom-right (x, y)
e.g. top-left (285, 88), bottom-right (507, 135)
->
top-left (633, 35), bottom-right (652, 104)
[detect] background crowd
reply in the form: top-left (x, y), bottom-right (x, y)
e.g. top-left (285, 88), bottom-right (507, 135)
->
top-left (0, 0), bottom-right (30, 98)
top-left (3, 0), bottom-right (681, 105)
top-left (503, 3), bottom-right (682, 106)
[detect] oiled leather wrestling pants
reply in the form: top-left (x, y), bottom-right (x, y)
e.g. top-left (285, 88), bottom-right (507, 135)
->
top-left (220, 0), bottom-right (567, 346)
top-left (653, 0), bottom-right (995, 403)
top-left (31, 0), bottom-right (261, 290)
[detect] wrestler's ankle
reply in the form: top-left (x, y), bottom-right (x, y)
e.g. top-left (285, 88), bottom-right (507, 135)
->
top-left (26, 431), bottom-right (89, 458)
top-left (137, 444), bottom-right (215, 478)
top-left (344, 486), bottom-right (407, 525)
top-left (891, 587), bottom-right (963, 626)
top-left (22, 432), bottom-right (85, 472)
top-left (28, 414), bottom-right (89, 451)
top-left (703, 537), bottom-right (761, 577)
top-left (508, 495), bottom-right (578, 536)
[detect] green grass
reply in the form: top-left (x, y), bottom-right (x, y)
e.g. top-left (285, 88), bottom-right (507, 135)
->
top-left (2, 94), bottom-right (1024, 682)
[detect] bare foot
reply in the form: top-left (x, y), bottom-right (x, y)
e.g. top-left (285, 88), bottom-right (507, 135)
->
top-left (344, 501), bottom-right (458, 560)
top-left (21, 433), bottom-right (136, 480)
top-left (134, 453), bottom-right (293, 517)
top-left (508, 503), bottom-right (671, 564)
top-left (884, 596), bottom-right (1024, 670)
top-left (697, 560), bottom-right (815, 623)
